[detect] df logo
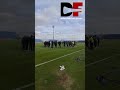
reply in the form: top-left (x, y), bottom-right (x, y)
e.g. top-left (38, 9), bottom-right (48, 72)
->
top-left (61, 2), bottom-right (83, 17)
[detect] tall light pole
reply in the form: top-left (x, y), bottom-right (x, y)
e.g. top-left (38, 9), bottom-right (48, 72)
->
top-left (52, 25), bottom-right (55, 41)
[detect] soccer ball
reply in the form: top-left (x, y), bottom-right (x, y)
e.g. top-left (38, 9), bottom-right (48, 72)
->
top-left (59, 65), bottom-right (65, 71)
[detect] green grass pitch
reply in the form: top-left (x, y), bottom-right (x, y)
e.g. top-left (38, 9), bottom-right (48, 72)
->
top-left (35, 42), bottom-right (85, 90)
top-left (0, 39), bottom-right (34, 90)
top-left (86, 39), bottom-right (120, 90)
top-left (1, 39), bottom-right (120, 90)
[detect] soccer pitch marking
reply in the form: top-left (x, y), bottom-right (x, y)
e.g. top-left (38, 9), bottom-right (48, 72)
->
top-left (35, 49), bottom-right (84, 67)
top-left (85, 56), bottom-right (113, 67)
top-left (86, 54), bottom-right (120, 89)
top-left (12, 83), bottom-right (34, 90)
top-left (13, 49), bottom-right (84, 90)
top-left (13, 52), bottom-right (120, 90)
top-left (86, 54), bottom-right (120, 67)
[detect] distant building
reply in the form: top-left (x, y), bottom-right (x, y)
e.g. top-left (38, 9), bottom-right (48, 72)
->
top-left (35, 39), bottom-right (43, 42)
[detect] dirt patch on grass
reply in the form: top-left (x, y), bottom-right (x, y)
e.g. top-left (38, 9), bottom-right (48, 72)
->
top-left (57, 71), bottom-right (74, 90)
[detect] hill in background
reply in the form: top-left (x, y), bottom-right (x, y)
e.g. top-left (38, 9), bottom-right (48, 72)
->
top-left (0, 31), bottom-right (16, 39)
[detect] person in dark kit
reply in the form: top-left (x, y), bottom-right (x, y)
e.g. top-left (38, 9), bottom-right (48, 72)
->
top-left (54, 41), bottom-right (57, 48)
top-left (48, 41), bottom-right (50, 47)
top-left (21, 36), bottom-right (26, 50)
top-left (29, 34), bottom-right (35, 51)
top-left (66, 41), bottom-right (69, 47)
top-left (44, 41), bottom-right (50, 47)
top-left (89, 36), bottom-right (94, 50)
top-left (85, 35), bottom-right (89, 48)
top-left (32, 35), bottom-right (35, 51)
top-left (97, 36), bottom-right (100, 46)
top-left (72, 41), bottom-right (74, 47)
top-left (51, 41), bottom-right (54, 48)
top-left (93, 35), bottom-right (97, 47)
top-left (58, 41), bottom-right (61, 48)
top-left (24, 36), bottom-right (29, 50)
top-left (44, 41), bottom-right (46, 47)
top-left (23, 36), bottom-right (28, 50)
top-left (28, 36), bottom-right (31, 50)
top-left (86, 35), bottom-right (101, 50)
top-left (63, 41), bottom-right (66, 47)
top-left (21, 34), bottom-right (35, 51)
top-left (68, 41), bottom-right (72, 47)
top-left (73, 41), bottom-right (76, 47)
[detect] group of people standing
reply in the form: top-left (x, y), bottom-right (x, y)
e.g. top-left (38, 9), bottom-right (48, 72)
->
top-left (21, 35), bottom-right (35, 51)
top-left (85, 35), bottom-right (100, 50)
top-left (44, 41), bottom-right (76, 48)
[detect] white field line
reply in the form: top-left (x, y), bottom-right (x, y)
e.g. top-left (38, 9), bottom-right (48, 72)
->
top-left (85, 56), bottom-right (113, 67)
top-left (14, 52), bottom-right (120, 90)
top-left (86, 54), bottom-right (120, 67)
top-left (13, 49), bottom-right (84, 90)
top-left (12, 83), bottom-right (34, 90)
top-left (35, 49), bottom-right (84, 67)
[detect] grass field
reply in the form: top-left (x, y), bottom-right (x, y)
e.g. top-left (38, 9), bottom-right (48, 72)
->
top-left (35, 42), bottom-right (85, 90)
top-left (86, 39), bottom-right (120, 90)
top-left (0, 39), bottom-right (34, 90)
top-left (1, 39), bottom-right (120, 90)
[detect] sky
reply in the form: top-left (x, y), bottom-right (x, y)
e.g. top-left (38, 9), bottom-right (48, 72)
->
top-left (35, 0), bottom-right (85, 41)
top-left (86, 0), bottom-right (120, 34)
top-left (0, 0), bottom-right (34, 36)
top-left (1, 0), bottom-right (120, 38)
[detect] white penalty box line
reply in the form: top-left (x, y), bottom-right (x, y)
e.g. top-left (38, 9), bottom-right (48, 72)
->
top-left (14, 52), bottom-right (120, 90)
top-left (35, 49), bottom-right (84, 68)
top-left (85, 56), bottom-right (113, 67)
top-left (12, 83), bottom-right (34, 90)
top-left (86, 54), bottom-right (120, 67)
top-left (13, 49), bottom-right (84, 90)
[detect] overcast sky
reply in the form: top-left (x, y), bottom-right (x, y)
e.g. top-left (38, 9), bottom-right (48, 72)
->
top-left (35, 0), bottom-right (85, 41)
top-left (1, 0), bottom-right (120, 38)
top-left (0, 0), bottom-right (34, 36)
top-left (86, 0), bottom-right (120, 34)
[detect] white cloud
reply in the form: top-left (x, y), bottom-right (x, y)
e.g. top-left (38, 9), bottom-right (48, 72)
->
top-left (35, 0), bottom-right (85, 40)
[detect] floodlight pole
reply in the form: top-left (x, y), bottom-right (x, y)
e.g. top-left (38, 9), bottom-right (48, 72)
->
top-left (52, 25), bottom-right (54, 41)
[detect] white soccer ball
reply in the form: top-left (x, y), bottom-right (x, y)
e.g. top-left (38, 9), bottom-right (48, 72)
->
top-left (59, 65), bottom-right (65, 71)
